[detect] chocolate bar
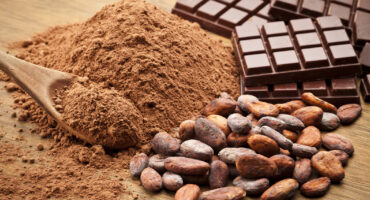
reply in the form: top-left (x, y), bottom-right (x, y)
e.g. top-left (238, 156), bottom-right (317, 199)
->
top-left (269, 0), bottom-right (370, 52)
top-left (360, 74), bottom-right (370, 102)
top-left (240, 77), bottom-right (360, 106)
top-left (359, 43), bottom-right (370, 73)
top-left (232, 17), bottom-right (361, 86)
top-left (171, 0), bottom-right (272, 37)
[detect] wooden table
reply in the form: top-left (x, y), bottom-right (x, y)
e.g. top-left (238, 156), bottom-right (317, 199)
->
top-left (0, 0), bottom-right (369, 199)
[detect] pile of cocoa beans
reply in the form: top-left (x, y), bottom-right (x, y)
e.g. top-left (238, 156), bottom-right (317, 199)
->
top-left (130, 92), bottom-right (361, 200)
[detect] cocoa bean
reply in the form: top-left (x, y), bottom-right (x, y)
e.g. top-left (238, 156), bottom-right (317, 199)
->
top-left (227, 132), bottom-right (250, 147)
top-left (297, 126), bottom-right (322, 148)
top-left (322, 133), bottom-right (354, 156)
top-left (302, 92), bottom-right (337, 113)
top-left (179, 120), bottom-right (195, 141)
top-left (218, 147), bottom-right (256, 164)
top-left (164, 157), bottom-right (210, 175)
top-left (148, 154), bottom-right (166, 173)
top-left (301, 177), bottom-right (331, 197)
top-left (246, 113), bottom-right (259, 127)
top-left (227, 113), bottom-right (252, 135)
top-left (228, 165), bottom-right (240, 178)
top-left (219, 92), bottom-right (236, 102)
top-left (282, 129), bottom-right (298, 143)
top-left (292, 106), bottom-right (323, 126)
top-left (195, 118), bottom-right (227, 151)
top-left (237, 95), bottom-right (259, 113)
top-left (260, 178), bottom-right (299, 200)
top-left (162, 171), bottom-right (183, 191)
top-left (200, 186), bottom-right (246, 200)
top-left (330, 150), bottom-right (349, 166)
top-left (291, 143), bottom-right (318, 158)
top-left (209, 160), bottom-right (229, 189)
top-left (270, 154), bottom-right (295, 180)
top-left (293, 158), bottom-right (312, 184)
top-left (250, 126), bottom-right (261, 134)
top-left (175, 184), bottom-right (200, 200)
top-left (130, 153), bottom-right (148, 177)
top-left (247, 134), bottom-right (280, 157)
top-left (276, 103), bottom-right (292, 114)
top-left (246, 101), bottom-right (279, 118)
top-left (180, 139), bottom-right (214, 162)
top-left (207, 114), bottom-right (231, 136)
top-left (280, 148), bottom-right (291, 156)
top-left (337, 104), bottom-right (362, 125)
top-left (319, 112), bottom-right (340, 131)
top-left (312, 151), bottom-right (345, 182)
top-left (182, 173), bottom-right (209, 186)
top-left (277, 114), bottom-right (305, 131)
top-left (236, 154), bottom-right (277, 179)
top-left (202, 98), bottom-right (236, 117)
top-left (285, 100), bottom-right (306, 112)
top-left (257, 116), bottom-right (286, 132)
top-left (140, 167), bottom-right (162, 192)
top-left (151, 132), bottom-right (180, 155)
top-left (260, 126), bottom-right (293, 150)
top-left (232, 176), bottom-right (269, 196)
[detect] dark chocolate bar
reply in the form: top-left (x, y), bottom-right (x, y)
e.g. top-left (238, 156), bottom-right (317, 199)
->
top-left (232, 17), bottom-right (361, 86)
top-left (171, 0), bottom-right (272, 37)
top-left (269, 0), bottom-right (370, 52)
top-left (240, 76), bottom-right (360, 106)
top-left (360, 74), bottom-right (370, 102)
top-left (359, 43), bottom-right (370, 73)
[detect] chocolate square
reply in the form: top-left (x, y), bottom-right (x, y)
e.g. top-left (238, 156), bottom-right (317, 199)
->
top-left (262, 21), bottom-right (288, 37)
top-left (235, 23), bottom-right (260, 40)
top-left (316, 16), bottom-right (343, 30)
top-left (328, 44), bottom-right (358, 65)
top-left (240, 38), bottom-right (265, 55)
top-left (323, 29), bottom-right (350, 45)
top-left (328, 3), bottom-right (351, 25)
top-left (296, 32), bottom-right (321, 48)
top-left (357, 0), bottom-right (370, 12)
top-left (273, 0), bottom-right (298, 11)
top-left (245, 85), bottom-right (269, 97)
top-left (219, 8), bottom-right (248, 27)
top-left (236, 0), bottom-right (264, 12)
top-left (175, 0), bottom-right (205, 13)
top-left (244, 53), bottom-right (272, 75)
top-left (268, 35), bottom-right (294, 52)
top-left (273, 83), bottom-right (298, 97)
top-left (303, 80), bottom-right (328, 96)
top-left (289, 18), bottom-right (315, 34)
top-left (196, 0), bottom-right (227, 20)
top-left (272, 50), bottom-right (300, 71)
top-left (331, 78), bottom-right (357, 96)
top-left (301, 0), bottom-right (325, 17)
top-left (301, 47), bottom-right (329, 68)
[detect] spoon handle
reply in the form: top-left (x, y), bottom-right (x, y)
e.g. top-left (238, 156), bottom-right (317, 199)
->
top-left (0, 51), bottom-right (72, 117)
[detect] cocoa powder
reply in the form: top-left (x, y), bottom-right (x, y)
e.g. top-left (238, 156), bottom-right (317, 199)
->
top-left (8, 0), bottom-right (238, 146)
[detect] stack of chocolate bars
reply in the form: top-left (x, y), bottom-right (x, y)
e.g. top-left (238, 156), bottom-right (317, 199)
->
top-left (172, 0), bottom-right (370, 105)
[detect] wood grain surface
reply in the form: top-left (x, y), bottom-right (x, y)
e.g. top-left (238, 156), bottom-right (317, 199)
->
top-left (0, 0), bottom-right (369, 199)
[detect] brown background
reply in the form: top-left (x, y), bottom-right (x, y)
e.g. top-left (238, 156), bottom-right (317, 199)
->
top-left (0, 0), bottom-right (369, 199)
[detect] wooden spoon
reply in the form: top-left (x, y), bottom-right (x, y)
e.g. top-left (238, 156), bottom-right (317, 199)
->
top-left (0, 51), bottom-right (95, 145)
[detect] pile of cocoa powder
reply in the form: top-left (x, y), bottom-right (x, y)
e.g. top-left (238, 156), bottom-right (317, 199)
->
top-left (7, 0), bottom-right (238, 146)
